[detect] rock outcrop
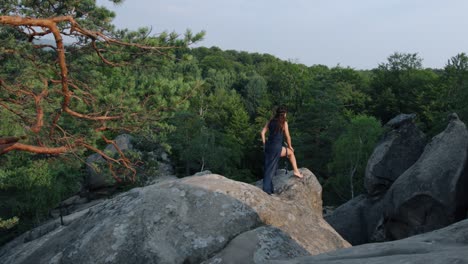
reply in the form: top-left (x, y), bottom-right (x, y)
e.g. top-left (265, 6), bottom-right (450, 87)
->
top-left (272, 218), bottom-right (468, 264)
top-left (326, 113), bottom-right (425, 245)
top-left (364, 113), bottom-right (426, 196)
top-left (0, 169), bottom-right (349, 264)
top-left (187, 169), bottom-right (350, 254)
top-left (202, 226), bottom-right (309, 264)
top-left (85, 134), bottom-right (175, 191)
top-left (382, 113), bottom-right (468, 240)
top-left (324, 195), bottom-right (384, 245)
top-left (327, 113), bottom-right (468, 245)
top-left (86, 134), bottom-right (136, 190)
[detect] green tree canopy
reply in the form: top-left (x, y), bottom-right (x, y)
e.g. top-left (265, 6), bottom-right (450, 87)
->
top-left (369, 52), bottom-right (440, 128)
top-left (0, 0), bottom-right (203, 161)
top-left (326, 114), bottom-right (383, 205)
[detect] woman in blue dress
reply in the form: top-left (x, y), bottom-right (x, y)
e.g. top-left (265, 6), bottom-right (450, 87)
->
top-left (260, 105), bottom-right (303, 194)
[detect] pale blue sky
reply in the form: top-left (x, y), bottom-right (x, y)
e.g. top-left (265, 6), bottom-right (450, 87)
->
top-left (97, 0), bottom-right (468, 69)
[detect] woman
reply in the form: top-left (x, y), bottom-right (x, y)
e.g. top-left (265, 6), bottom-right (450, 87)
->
top-left (260, 105), bottom-right (303, 194)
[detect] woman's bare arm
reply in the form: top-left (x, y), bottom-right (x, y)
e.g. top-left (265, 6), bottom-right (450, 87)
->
top-left (284, 122), bottom-right (294, 151)
top-left (261, 122), bottom-right (269, 145)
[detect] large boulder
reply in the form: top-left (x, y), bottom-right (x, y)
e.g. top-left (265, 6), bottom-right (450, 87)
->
top-left (326, 114), bottom-right (425, 245)
top-left (325, 195), bottom-right (384, 245)
top-left (183, 169), bottom-right (350, 254)
top-left (202, 226), bottom-right (310, 264)
top-left (86, 134), bottom-right (136, 190)
top-left (0, 169), bottom-right (349, 264)
top-left (85, 134), bottom-right (175, 191)
top-left (364, 113), bottom-right (426, 196)
top-left (382, 113), bottom-right (468, 240)
top-left (255, 168), bottom-right (323, 214)
top-left (271, 218), bottom-right (468, 264)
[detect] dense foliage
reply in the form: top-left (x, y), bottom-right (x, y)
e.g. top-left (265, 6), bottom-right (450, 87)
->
top-left (2, 0), bottom-right (468, 245)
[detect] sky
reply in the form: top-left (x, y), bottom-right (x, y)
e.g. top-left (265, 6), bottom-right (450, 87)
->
top-left (96, 0), bottom-right (468, 69)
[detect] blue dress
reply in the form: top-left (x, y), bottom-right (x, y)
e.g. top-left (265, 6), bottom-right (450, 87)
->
top-left (263, 119), bottom-right (283, 194)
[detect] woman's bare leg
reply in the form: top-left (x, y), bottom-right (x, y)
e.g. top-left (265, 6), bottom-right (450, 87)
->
top-left (281, 147), bottom-right (303, 178)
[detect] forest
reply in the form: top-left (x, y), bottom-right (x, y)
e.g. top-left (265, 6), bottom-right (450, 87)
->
top-left (2, 0), bottom-right (468, 244)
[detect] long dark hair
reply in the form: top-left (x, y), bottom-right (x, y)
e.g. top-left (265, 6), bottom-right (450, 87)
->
top-left (272, 105), bottom-right (287, 133)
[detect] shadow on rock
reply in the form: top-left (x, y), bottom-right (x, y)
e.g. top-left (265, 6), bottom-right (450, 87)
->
top-left (0, 168), bottom-right (348, 264)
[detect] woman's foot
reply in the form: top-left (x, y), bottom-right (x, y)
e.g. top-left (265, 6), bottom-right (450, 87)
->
top-left (293, 172), bottom-right (303, 179)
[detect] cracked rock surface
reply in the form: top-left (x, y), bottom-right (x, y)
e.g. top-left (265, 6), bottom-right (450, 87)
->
top-left (0, 169), bottom-right (348, 264)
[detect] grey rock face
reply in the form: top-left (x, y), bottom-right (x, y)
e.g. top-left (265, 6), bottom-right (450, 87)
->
top-left (85, 134), bottom-right (175, 190)
top-left (86, 134), bottom-right (136, 190)
top-left (255, 169), bottom-right (325, 216)
top-left (328, 113), bottom-right (468, 245)
top-left (325, 195), bottom-right (367, 245)
top-left (0, 182), bottom-right (261, 264)
top-left (186, 169), bottom-right (350, 254)
top-left (325, 195), bottom-right (384, 245)
top-left (364, 113), bottom-right (426, 196)
top-left (0, 169), bottom-right (349, 264)
top-left (271, 219), bottom-right (468, 264)
top-left (385, 113), bottom-right (416, 128)
top-left (50, 197), bottom-right (102, 219)
top-left (139, 150), bottom-right (176, 186)
top-left (382, 115), bottom-right (468, 240)
top-left (193, 170), bottom-right (213, 176)
top-left (202, 226), bottom-right (309, 264)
